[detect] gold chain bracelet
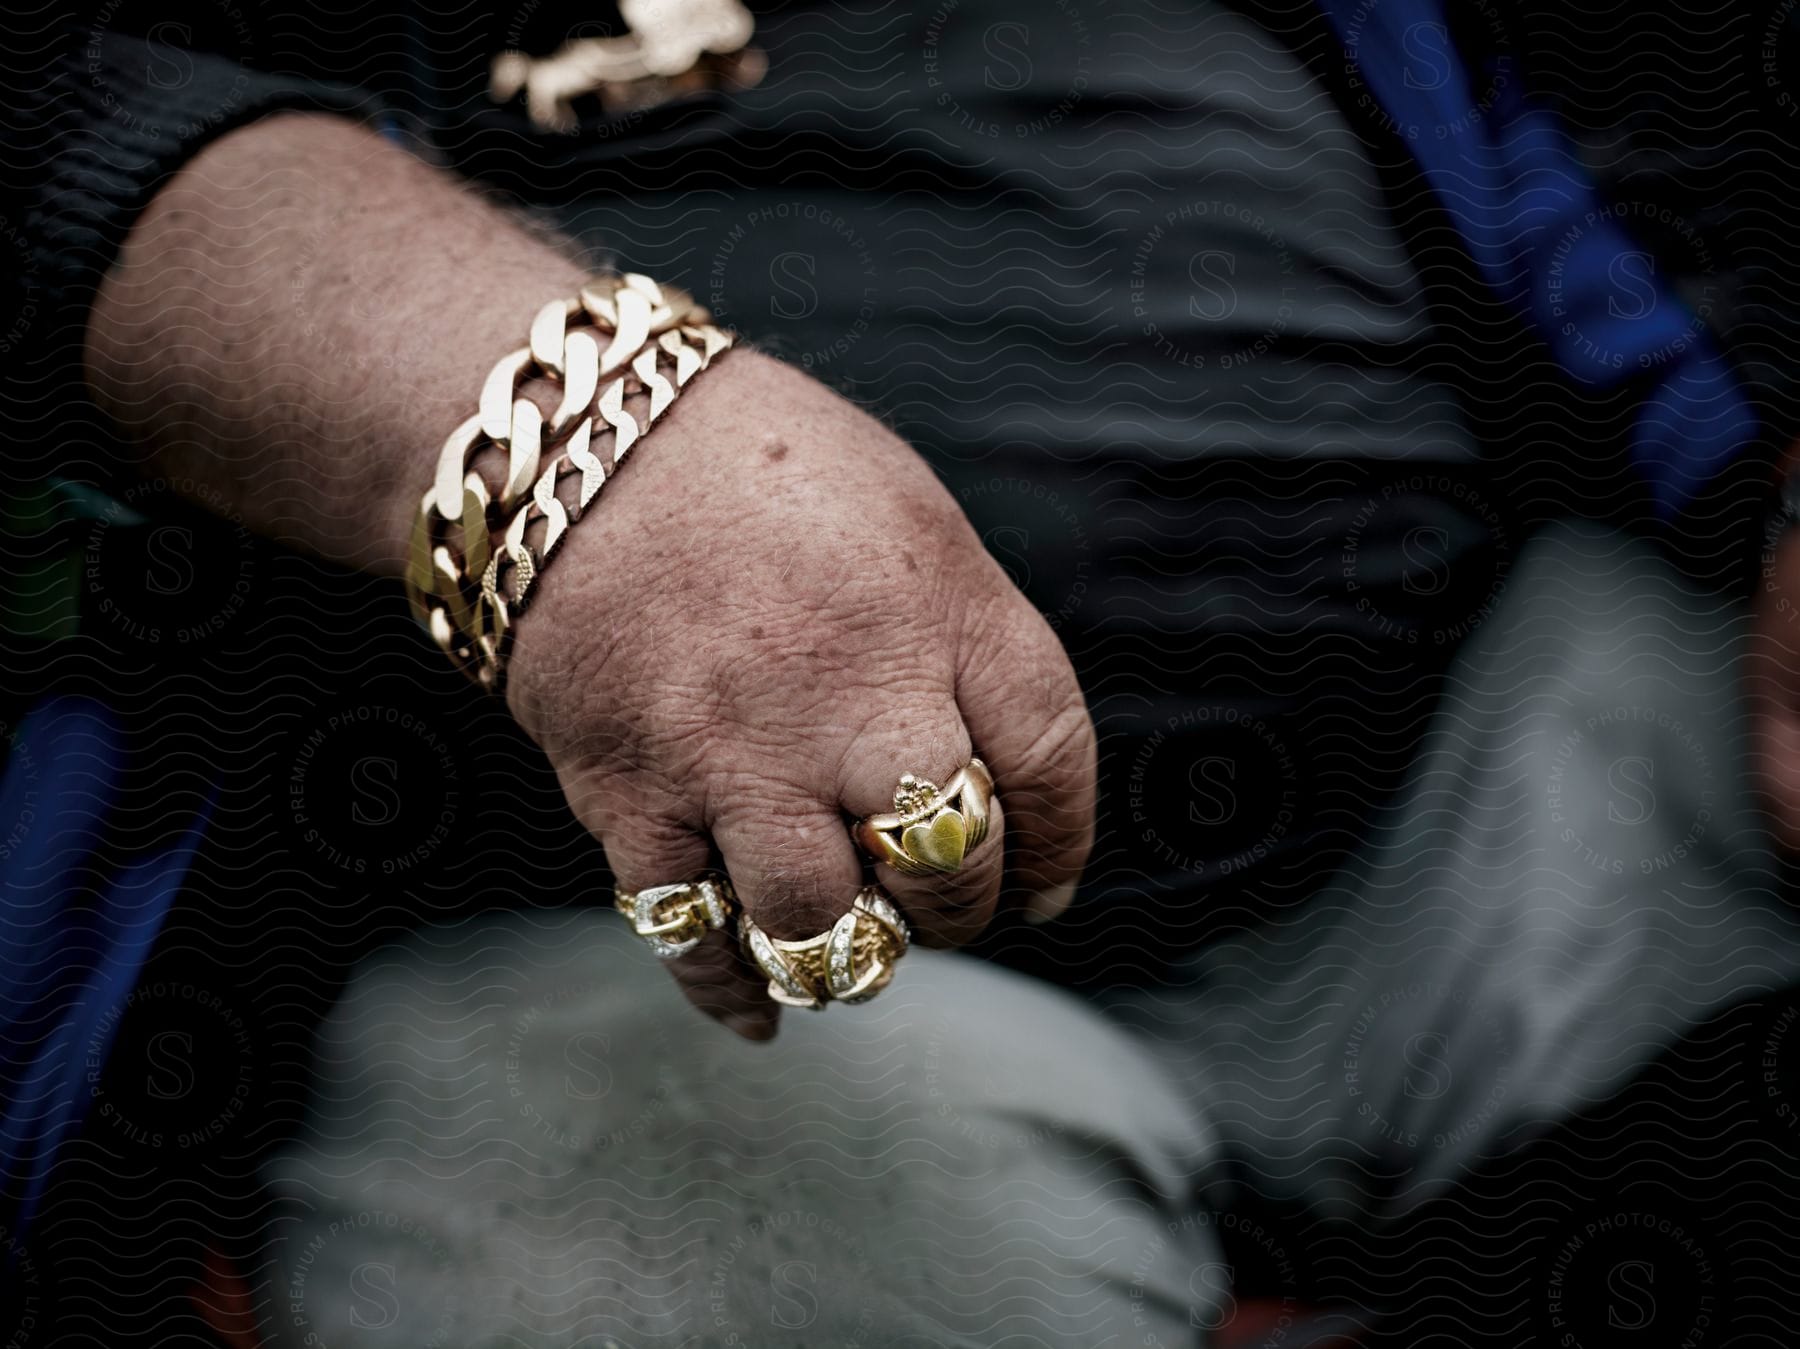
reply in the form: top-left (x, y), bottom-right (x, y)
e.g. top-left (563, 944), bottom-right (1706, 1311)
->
top-left (405, 273), bottom-right (698, 657)
top-left (404, 273), bottom-right (731, 690)
top-left (475, 321), bottom-right (733, 679)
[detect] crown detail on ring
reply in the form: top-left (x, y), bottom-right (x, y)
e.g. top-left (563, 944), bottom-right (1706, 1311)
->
top-left (893, 774), bottom-right (940, 815)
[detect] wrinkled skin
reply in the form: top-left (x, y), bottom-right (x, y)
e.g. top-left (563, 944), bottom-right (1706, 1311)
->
top-left (504, 350), bottom-right (1096, 1037)
top-left (83, 114), bottom-right (1096, 1040)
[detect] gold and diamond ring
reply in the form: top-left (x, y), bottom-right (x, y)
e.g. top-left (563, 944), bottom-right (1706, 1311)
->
top-left (740, 888), bottom-right (910, 1009)
top-left (614, 877), bottom-right (737, 959)
top-left (853, 758), bottom-right (994, 876)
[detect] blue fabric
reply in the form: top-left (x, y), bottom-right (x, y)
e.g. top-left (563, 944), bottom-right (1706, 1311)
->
top-left (1315, 0), bottom-right (1758, 518)
top-left (0, 698), bottom-right (207, 1259)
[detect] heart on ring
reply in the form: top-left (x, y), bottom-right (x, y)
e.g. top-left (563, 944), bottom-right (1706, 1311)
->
top-left (901, 809), bottom-right (967, 872)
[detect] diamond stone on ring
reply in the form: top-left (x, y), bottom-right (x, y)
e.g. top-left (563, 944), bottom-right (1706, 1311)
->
top-left (740, 888), bottom-right (911, 1009)
top-left (614, 877), bottom-right (736, 959)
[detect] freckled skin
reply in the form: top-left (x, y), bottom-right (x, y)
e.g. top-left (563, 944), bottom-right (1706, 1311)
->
top-left (86, 112), bottom-right (1097, 1039)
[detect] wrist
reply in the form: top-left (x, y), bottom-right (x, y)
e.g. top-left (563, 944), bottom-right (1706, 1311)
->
top-left (85, 110), bottom-right (589, 574)
top-left (408, 273), bottom-right (743, 694)
top-left (501, 344), bottom-right (776, 738)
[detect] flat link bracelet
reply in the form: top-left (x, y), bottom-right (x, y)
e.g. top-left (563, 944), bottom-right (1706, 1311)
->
top-left (404, 273), bottom-right (731, 690)
top-left (476, 321), bottom-right (734, 668)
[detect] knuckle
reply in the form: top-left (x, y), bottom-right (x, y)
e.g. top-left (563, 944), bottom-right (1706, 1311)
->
top-left (961, 582), bottom-right (1030, 655)
top-left (741, 866), bottom-right (848, 939)
top-left (702, 598), bottom-right (952, 720)
top-left (964, 592), bottom-right (1078, 693)
top-left (609, 805), bottom-right (699, 859)
top-left (832, 691), bottom-right (968, 810)
top-left (630, 783), bottom-right (697, 848)
top-left (1005, 701), bottom-right (1098, 868)
top-left (709, 789), bottom-right (854, 935)
top-left (838, 683), bottom-right (964, 749)
top-left (1017, 698), bottom-right (1098, 790)
top-left (700, 741), bottom-right (833, 821)
top-left (638, 695), bottom-right (723, 781)
top-left (566, 726), bottom-right (693, 821)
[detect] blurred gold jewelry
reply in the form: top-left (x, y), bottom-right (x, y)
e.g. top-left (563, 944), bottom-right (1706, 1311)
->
top-left (854, 759), bottom-right (994, 876)
top-left (615, 877), bottom-right (737, 959)
top-left (740, 889), bottom-right (911, 1010)
top-left (491, 0), bottom-right (763, 133)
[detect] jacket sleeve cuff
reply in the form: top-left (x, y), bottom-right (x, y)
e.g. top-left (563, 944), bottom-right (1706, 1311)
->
top-left (27, 32), bottom-right (387, 316)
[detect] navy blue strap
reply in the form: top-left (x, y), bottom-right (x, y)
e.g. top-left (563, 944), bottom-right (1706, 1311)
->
top-left (1314, 0), bottom-right (1757, 518)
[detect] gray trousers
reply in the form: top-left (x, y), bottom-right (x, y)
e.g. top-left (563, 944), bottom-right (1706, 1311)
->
top-left (261, 522), bottom-right (1800, 1347)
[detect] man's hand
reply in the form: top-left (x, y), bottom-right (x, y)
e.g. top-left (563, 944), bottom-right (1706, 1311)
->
top-left (504, 350), bottom-right (1093, 1036)
top-left (83, 113), bottom-right (1095, 1038)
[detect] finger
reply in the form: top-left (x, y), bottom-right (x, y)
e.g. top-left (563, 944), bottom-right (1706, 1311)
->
top-left (656, 926), bottom-right (782, 1042)
top-left (602, 815), bottom-right (780, 1042)
top-left (876, 794), bottom-right (1005, 948)
top-left (554, 760), bottom-right (778, 1041)
top-left (955, 600), bottom-right (1096, 924)
top-left (709, 784), bottom-right (864, 942)
top-left (837, 693), bottom-right (1003, 946)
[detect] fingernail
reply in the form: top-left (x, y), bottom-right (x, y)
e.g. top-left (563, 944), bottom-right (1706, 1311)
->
top-left (1023, 881), bottom-right (1077, 925)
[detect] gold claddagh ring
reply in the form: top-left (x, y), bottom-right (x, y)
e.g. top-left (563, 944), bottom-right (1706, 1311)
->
top-left (852, 757), bottom-right (994, 877)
